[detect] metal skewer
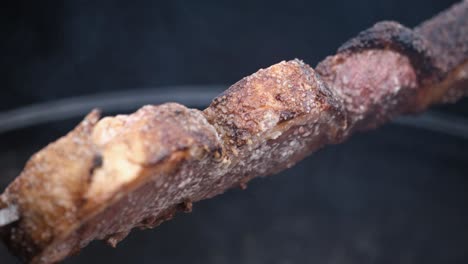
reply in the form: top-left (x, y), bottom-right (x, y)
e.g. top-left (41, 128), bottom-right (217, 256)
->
top-left (0, 205), bottom-right (19, 227)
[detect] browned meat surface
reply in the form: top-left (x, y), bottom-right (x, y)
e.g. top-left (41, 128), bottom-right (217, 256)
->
top-left (1, 1), bottom-right (467, 263)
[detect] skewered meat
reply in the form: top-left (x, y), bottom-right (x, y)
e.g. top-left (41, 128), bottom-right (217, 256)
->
top-left (1, 1), bottom-right (467, 263)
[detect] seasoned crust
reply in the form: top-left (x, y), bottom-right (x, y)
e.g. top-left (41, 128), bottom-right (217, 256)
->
top-left (92, 104), bottom-right (222, 166)
top-left (316, 1), bottom-right (468, 127)
top-left (204, 59), bottom-right (347, 148)
top-left (203, 59), bottom-right (347, 188)
top-left (1, 110), bottom-right (101, 262)
top-left (84, 103), bottom-right (223, 204)
top-left (1, 60), bottom-right (347, 263)
top-left (334, 0), bottom-right (468, 104)
top-left (338, 21), bottom-right (441, 84)
top-left (1, 104), bottom-right (224, 263)
top-left (316, 22), bottom-right (432, 130)
top-left (316, 50), bottom-right (418, 131)
top-left (415, 0), bottom-right (468, 73)
top-left (416, 0), bottom-right (468, 102)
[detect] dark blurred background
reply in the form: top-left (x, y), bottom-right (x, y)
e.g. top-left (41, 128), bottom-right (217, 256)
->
top-left (1, 1), bottom-right (468, 264)
top-left (0, 0), bottom-right (466, 114)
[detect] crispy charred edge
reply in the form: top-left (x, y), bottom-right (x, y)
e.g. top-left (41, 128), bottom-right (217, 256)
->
top-left (0, 221), bottom-right (39, 263)
top-left (338, 21), bottom-right (442, 85)
top-left (29, 104), bottom-right (223, 264)
top-left (415, 0), bottom-right (468, 72)
top-left (415, 0), bottom-right (468, 103)
top-left (0, 110), bottom-right (102, 263)
top-left (205, 59), bottom-right (347, 149)
top-left (29, 62), bottom-right (345, 263)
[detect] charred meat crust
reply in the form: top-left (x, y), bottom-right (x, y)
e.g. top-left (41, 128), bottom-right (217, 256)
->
top-left (336, 0), bottom-right (468, 103)
top-left (415, 0), bottom-right (468, 103)
top-left (1, 110), bottom-right (102, 262)
top-left (1, 61), bottom-right (347, 264)
top-left (1, 105), bottom-right (225, 263)
top-left (316, 0), bottom-right (468, 127)
top-left (316, 50), bottom-right (419, 131)
top-left (415, 0), bottom-right (468, 73)
top-left (338, 21), bottom-right (442, 84)
top-left (204, 60), bottom-right (347, 148)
